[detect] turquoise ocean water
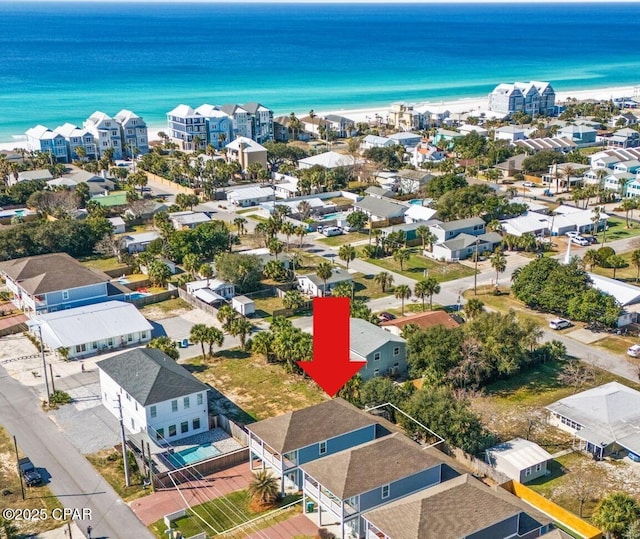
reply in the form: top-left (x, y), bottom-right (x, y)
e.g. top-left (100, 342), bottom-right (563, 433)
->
top-left (1, 2), bottom-right (640, 142)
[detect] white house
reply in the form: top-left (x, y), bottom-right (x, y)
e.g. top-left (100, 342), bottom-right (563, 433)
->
top-left (500, 211), bottom-right (550, 237)
top-left (494, 125), bottom-right (526, 142)
top-left (123, 231), bottom-right (160, 253)
top-left (97, 348), bottom-right (210, 443)
top-left (25, 125), bottom-right (69, 163)
top-left (298, 151), bottom-right (357, 170)
top-left (107, 217), bottom-right (126, 234)
top-left (297, 269), bottom-right (353, 297)
top-left (186, 279), bottom-right (235, 302)
top-left (169, 211), bottom-right (211, 230)
top-left (227, 186), bottom-right (275, 207)
top-left (114, 109), bottom-right (149, 157)
top-left (361, 135), bottom-right (394, 150)
top-left (387, 132), bottom-right (421, 148)
top-left (485, 438), bottom-right (552, 484)
top-left (410, 143), bottom-right (446, 168)
top-left (30, 301), bottom-right (153, 359)
top-left (84, 111), bottom-right (123, 159)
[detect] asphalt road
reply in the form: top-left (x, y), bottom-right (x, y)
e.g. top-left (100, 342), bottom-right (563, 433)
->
top-left (0, 365), bottom-right (154, 539)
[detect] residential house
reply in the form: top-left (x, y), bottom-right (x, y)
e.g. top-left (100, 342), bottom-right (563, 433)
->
top-left (114, 109), bottom-right (149, 157)
top-left (273, 115), bottom-right (311, 142)
top-left (298, 151), bottom-right (357, 170)
top-left (362, 473), bottom-right (553, 539)
top-left (495, 125), bottom-right (527, 142)
top-left (410, 143), bottom-right (445, 168)
top-left (90, 192), bottom-right (128, 209)
top-left (588, 273), bottom-right (640, 327)
top-left (603, 172), bottom-right (635, 196)
top-left (496, 154), bottom-right (527, 179)
top-left (485, 438), bottom-right (553, 484)
top-left (322, 114), bottom-right (356, 138)
top-left (516, 137), bottom-right (575, 154)
top-left (186, 278), bottom-right (235, 303)
top-left (432, 129), bottom-right (462, 150)
top-left (549, 207), bottom-right (608, 236)
top-left (361, 135), bottom-right (394, 150)
top-left (169, 211), bottom-right (211, 230)
top-left (388, 102), bottom-right (423, 131)
top-left (242, 102), bottom-right (274, 143)
top-left (225, 136), bottom-right (268, 171)
top-left (404, 205), bottom-right (437, 223)
top-left (107, 216), bottom-right (126, 234)
top-left (457, 124), bottom-right (489, 137)
top-left (350, 318), bottom-right (407, 380)
top-left (387, 132), bottom-right (421, 148)
top-left (30, 301), bottom-right (152, 359)
top-left (488, 81), bottom-right (555, 116)
top-left (97, 348), bottom-right (210, 443)
top-left (237, 247), bottom-right (293, 271)
top-left (84, 111), bottom-right (123, 159)
top-left (364, 186), bottom-right (395, 199)
top-left (53, 169), bottom-right (115, 197)
top-left (605, 128), bottom-right (640, 149)
top-left (8, 169), bottom-right (53, 187)
top-left (428, 217), bottom-right (486, 243)
top-left (123, 231), bottom-right (161, 253)
top-left (353, 196), bottom-right (407, 223)
top-left (558, 124), bottom-right (597, 147)
top-left (25, 125), bottom-right (69, 163)
top-left (430, 231), bottom-right (502, 262)
top-left (380, 221), bottom-right (434, 244)
top-left (547, 381), bottom-right (640, 460)
top-left (166, 104), bottom-right (207, 151)
top-left (500, 211), bottom-right (550, 237)
top-left (247, 398), bottom-right (384, 493)
top-left (272, 174), bottom-right (303, 198)
top-left (379, 310), bottom-right (460, 336)
top-left (610, 112), bottom-right (639, 127)
top-left (227, 185), bottom-right (275, 207)
top-left (613, 159), bottom-right (640, 175)
top-left (54, 123), bottom-right (98, 160)
top-left (301, 433), bottom-right (460, 539)
top-left (0, 253), bottom-right (124, 315)
top-left (542, 162), bottom-right (590, 189)
top-left (396, 170), bottom-right (432, 194)
top-left (195, 104), bottom-right (233, 148)
top-left (297, 269), bottom-right (353, 297)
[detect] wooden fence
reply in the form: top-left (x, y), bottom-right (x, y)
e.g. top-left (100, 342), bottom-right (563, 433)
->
top-left (177, 287), bottom-right (219, 317)
top-left (214, 414), bottom-right (249, 445)
top-left (143, 171), bottom-right (200, 196)
top-left (445, 446), bottom-right (511, 485)
top-left (126, 289), bottom-right (178, 308)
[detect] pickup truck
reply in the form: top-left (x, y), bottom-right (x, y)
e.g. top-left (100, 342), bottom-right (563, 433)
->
top-left (18, 457), bottom-right (42, 486)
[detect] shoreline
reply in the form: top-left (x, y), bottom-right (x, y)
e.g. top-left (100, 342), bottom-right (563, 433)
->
top-left (2, 83), bottom-right (638, 153)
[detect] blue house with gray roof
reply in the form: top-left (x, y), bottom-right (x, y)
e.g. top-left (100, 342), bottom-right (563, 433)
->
top-left (350, 318), bottom-right (407, 380)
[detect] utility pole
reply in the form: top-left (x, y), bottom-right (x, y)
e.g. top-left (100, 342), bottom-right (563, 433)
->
top-left (37, 324), bottom-right (51, 406)
top-left (473, 239), bottom-right (479, 295)
top-left (49, 364), bottom-right (56, 393)
top-left (115, 394), bottom-right (131, 487)
top-left (14, 435), bottom-right (25, 500)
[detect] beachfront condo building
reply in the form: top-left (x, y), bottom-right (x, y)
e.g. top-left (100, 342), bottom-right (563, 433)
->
top-left (25, 125), bottom-right (71, 163)
top-left (54, 123), bottom-right (98, 161)
top-left (194, 104), bottom-right (233, 149)
top-left (84, 111), bottom-right (124, 159)
top-left (220, 103), bottom-right (254, 140)
top-left (489, 81), bottom-right (555, 117)
top-left (114, 109), bottom-right (150, 157)
top-left (166, 104), bottom-right (208, 151)
top-left (242, 102), bottom-right (274, 143)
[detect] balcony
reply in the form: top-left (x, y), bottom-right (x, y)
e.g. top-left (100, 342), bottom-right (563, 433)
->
top-left (248, 439), bottom-right (296, 472)
top-left (304, 479), bottom-right (342, 520)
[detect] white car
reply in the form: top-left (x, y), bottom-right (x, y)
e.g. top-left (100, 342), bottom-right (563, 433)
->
top-left (571, 236), bottom-right (590, 246)
top-left (566, 231), bottom-right (580, 238)
top-left (628, 344), bottom-right (640, 358)
top-left (523, 181), bottom-right (536, 188)
top-left (549, 318), bottom-right (572, 330)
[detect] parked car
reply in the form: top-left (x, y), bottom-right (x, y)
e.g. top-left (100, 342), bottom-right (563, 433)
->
top-left (549, 318), bottom-right (572, 330)
top-left (18, 457), bottom-right (42, 486)
top-left (566, 231), bottom-right (580, 238)
top-left (571, 236), bottom-right (590, 246)
top-left (543, 189), bottom-right (554, 197)
top-left (627, 344), bottom-right (640, 358)
top-left (378, 311), bottom-right (396, 322)
top-left (523, 181), bottom-right (537, 188)
top-left (316, 225), bottom-right (324, 233)
top-left (322, 226), bottom-right (343, 237)
top-left (586, 235), bottom-right (599, 244)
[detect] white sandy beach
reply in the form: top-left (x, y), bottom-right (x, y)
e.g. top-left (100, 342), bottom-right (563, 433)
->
top-left (2, 84), bottom-right (639, 153)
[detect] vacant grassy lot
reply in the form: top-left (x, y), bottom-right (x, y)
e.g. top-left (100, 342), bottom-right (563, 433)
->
top-left (149, 490), bottom-right (301, 538)
top-left (253, 295), bottom-right (284, 318)
top-left (189, 353), bottom-right (327, 422)
top-left (86, 447), bottom-right (147, 502)
top-left (365, 250), bottom-right (476, 282)
top-left (604, 216), bottom-right (640, 241)
top-left (316, 231), bottom-right (369, 247)
top-left (591, 249), bottom-right (640, 284)
top-left (462, 287), bottom-right (552, 328)
top-left (81, 256), bottom-right (129, 272)
top-left (138, 298), bottom-right (192, 320)
top-left (0, 426), bottom-right (63, 536)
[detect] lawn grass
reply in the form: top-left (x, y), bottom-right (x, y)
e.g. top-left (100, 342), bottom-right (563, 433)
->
top-left (149, 490), bottom-right (301, 538)
top-left (590, 249), bottom-right (640, 284)
top-left (462, 287), bottom-right (551, 328)
top-left (138, 298), bottom-right (192, 319)
top-left (294, 250), bottom-right (332, 274)
top-left (188, 353), bottom-right (328, 421)
top-left (603, 216), bottom-right (640, 241)
top-left (594, 335), bottom-right (638, 356)
top-left (351, 273), bottom-right (393, 301)
top-left (316, 231), bottom-right (369, 247)
top-left (253, 295), bottom-right (284, 318)
top-left (364, 250), bottom-right (476, 282)
top-left (86, 447), bottom-right (148, 502)
top-left (81, 256), bottom-right (129, 272)
top-left (0, 426), bottom-right (64, 536)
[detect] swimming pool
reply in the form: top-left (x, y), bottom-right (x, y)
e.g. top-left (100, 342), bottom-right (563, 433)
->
top-left (128, 292), bottom-right (150, 300)
top-left (166, 444), bottom-right (221, 467)
top-left (408, 199), bottom-right (424, 205)
top-left (319, 211), bottom-right (348, 221)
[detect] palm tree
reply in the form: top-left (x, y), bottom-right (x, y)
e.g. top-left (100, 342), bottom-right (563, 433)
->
top-left (373, 271), bottom-right (394, 293)
top-left (229, 317), bottom-right (253, 351)
top-left (183, 253), bottom-right (201, 279)
top-left (622, 198), bottom-right (637, 228)
top-left (631, 249), bottom-right (640, 282)
top-left (297, 200), bottom-right (312, 221)
top-left (295, 225), bottom-right (308, 248)
top-left (281, 221), bottom-right (295, 249)
top-left (464, 298), bottom-right (485, 319)
top-left (316, 261), bottom-right (333, 296)
top-left (190, 324), bottom-right (209, 358)
top-left (248, 469), bottom-right (280, 506)
top-left (268, 238), bottom-right (284, 260)
top-left (414, 277), bottom-right (440, 311)
top-left (608, 254), bottom-right (626, 279)
top-left (416, 226), bottom-right (437, 252)
top-left (393, 248), bottom-right (410, 271)
top-left (490, 249), bottom-right (507, 285)
top-left (338, 244), bottom-right (356, 269)
top-left (308, 109), bottom-right (317, 138)
top-left (204, 327), bottom-right (225, 358)
top-left (394, 284), bottom-right (412, 315)
top-left (252, 331), bottom-right (274, 362)
top-left (233, 217), bottom-right (248, 235)
top-left (583, 249), bottom-right (599, 271)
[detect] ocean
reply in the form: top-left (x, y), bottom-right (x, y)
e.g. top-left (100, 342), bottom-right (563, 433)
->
top-left (1, 1), bottom-right (640, 142)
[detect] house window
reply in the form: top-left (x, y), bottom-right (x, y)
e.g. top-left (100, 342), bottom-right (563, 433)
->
top-left (381, 484), bottom-right (390, 499)
top-left (319, 441), bottom-right (327, 455)
top-left (374, 352), bottom-right (380, 362)
top-left (184, 396), bottom-right (190, 409)
top-left (374, 369), bottom-right (379, 377)
top-left (108, 338), bottom-right (113, 347)
top-left (62, 290), bottom-right (69, 300)
top-left (171, 400), bottom-right (178, 412)
top-left (193, 418), bottom-right (201, 430)
top-left (525, 467), bottom-right (532, 477)
top-left (535, 463), bottom-right (542, 472)
top-left (393, 347), bottom-right (400, 356)
top-left (150, 406), bottom-right (156, 418)
top-left (131, 418), bottom-right (135, 430)
top-left (141, 332), bottom-right (147, 340)
top-left (127, 333), bottom-right (133, 342)
top-left (181, 421), bottom-right (189, 434)
top-left (75, 344), bottom-right (86, 353)
top-left (92, 342), bottom-right (98, 349)
top-left (156, 428), bottom-right (164, 440)
top-left (197, 393), bottom-right (203, 406)
top-left (168, 425), bottom-right (177, 437)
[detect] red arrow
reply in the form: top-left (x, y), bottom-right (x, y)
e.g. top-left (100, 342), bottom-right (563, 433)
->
top-left (298, 296), bottom-right (366, 397)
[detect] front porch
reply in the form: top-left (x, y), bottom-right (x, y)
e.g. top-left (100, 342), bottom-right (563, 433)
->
top-left (302, 475), bottom-right (360, 539)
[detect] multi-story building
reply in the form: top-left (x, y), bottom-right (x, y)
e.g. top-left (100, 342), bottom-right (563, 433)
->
top-left (54, 123), bottom-right (97, 161)
top-left (84, 111), bottom-right (124, 159)
top-left (489, 80), bottom-right (555, 117)
top-left (166, 104), bottom-right (208, 151)
top-left (243, 102), bottom-right (274, 143)
top-left (194, 104), bottom-right (233, 149)
top-left (225, 136), bottom-right (268, 171)
top-left (221, 103), bottom-right (254, 140)
top-left (24, 125), bottom-right (69, 163)
top-left (114, 109), bottom-right (149, 157)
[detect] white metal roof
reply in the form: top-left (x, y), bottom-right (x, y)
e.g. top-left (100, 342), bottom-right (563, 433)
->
top-left (486, 438), bottom-right (552, 472)
top-left (228, 186), bottom-right (274, 202)
top-left (193, 288), bottom-right (224, 304)
top-left (588, 273), bottom-right (640, 306)
top-left (30, 301), bottom-right (153, 349)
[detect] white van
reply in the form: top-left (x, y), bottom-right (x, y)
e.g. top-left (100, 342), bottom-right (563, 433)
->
top-left (322, 226), bottom-right (343, 237)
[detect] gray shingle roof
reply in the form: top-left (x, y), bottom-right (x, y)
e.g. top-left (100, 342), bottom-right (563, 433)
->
top-left (441, 231), bottom-right (502, 251)
top-left (97, 348), bottom-right (209, 406)
top-left (300, 269), bottom-right (353, 288)
top-left (436, 217), bottom-right (485, 232)
top-left (246, 398), bottom-right (378, 454)
top-left (0, 253), bottom-right (110, 295)
top-left (354, 196), bottom-right (407, 219)
top-left (300, 434), bottom-right (443, 499)
top-left (350, 318), bottom-right (405, 358)
top-left (363, 474), bottom-right (551, 539)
